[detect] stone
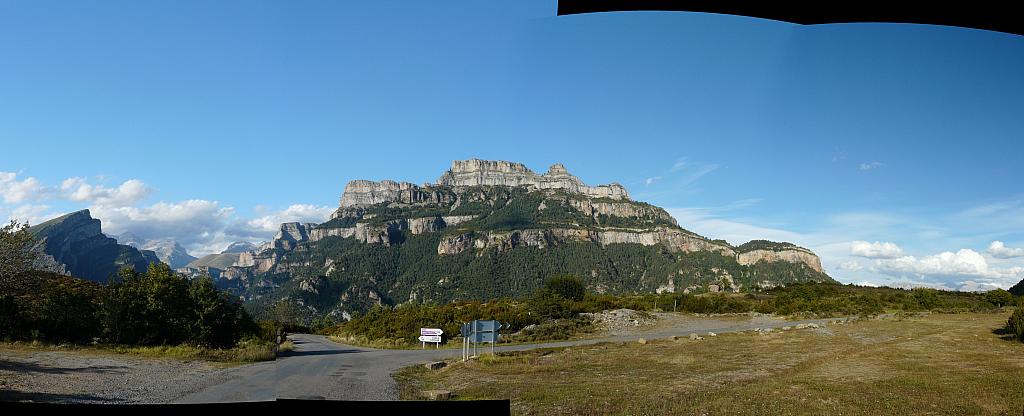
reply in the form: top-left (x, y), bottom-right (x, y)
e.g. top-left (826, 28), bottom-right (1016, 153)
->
top-left (423, 390), bottom-right (452, 400)
top-left (424, 361), bottom-right (447, 371)
top-left (670, 335), bottom-right (679, 341)
top-left (637, 338), bottom-right (648, 345)
top-left (782, 326), bottom-right (792, 331)
top-left (689, 333), bottom-right (700, 340)
top-left (707, 332), bottom-right (717, 337)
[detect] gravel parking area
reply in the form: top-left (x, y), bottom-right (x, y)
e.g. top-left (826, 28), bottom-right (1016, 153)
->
top-left (0, 349), bottom-right (258, 403)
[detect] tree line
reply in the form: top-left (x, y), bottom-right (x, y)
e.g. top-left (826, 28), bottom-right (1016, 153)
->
top-left (0, 219), bottom-right (268, 348)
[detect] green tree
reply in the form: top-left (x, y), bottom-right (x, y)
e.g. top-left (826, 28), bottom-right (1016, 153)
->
top-left (189, 276), bottom-right (250, 348)
top-left (984, 289), bottom-right (1014, 308)
top-left (544, 275), bottom-right (586, 302)
top-left (0, 219), bottom-right (39, 291)
top-left (528, 288), bottom-right (573, 320)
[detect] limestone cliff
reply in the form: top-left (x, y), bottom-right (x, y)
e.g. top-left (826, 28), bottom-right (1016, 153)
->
top-left (27, 210), bottom-right (161, 283)
top-left (435, 159), bottom-right (629, 200)
top-left (222, 159), bottom-right (831, 321)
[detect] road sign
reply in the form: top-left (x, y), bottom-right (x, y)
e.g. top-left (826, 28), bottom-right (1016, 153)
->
top-left (469, 331), bottom-right (498, 343)
top-left (420, 328), bottom-right (443, 336)
top-left (474, 320), bottom-right (501, 332)
top-left (418, 335), bottom-right (442, 343)
top-left (460, 323), bottom-right (470, 337)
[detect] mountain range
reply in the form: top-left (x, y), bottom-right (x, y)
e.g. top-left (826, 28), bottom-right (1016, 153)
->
top-left (112, 234), bottom-right (198, 269)
top-left (202, 159), bottom-right (836, 321)
top-left (36, 159), bottom-right (1013, 324)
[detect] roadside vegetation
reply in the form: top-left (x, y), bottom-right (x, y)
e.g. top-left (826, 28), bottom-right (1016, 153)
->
top-left (324, 273), bottom-right (1015, 347)
top-left (397, 311), bottom-right (1024, 415)
top-left (0, 220), bottom-right (281, 362)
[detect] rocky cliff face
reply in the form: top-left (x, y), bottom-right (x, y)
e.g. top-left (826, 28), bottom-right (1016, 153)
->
top-left (28, 210), bottom-right (161, 283)
top-left (274, 222), bottom-right (316, 250)
top-left (221, 159), bottom-right (831, 322)
top-left (436, 159), bottom-right (629, 200)
top-left (435, 227), bottom-right (735, 257)
top-left (737, 248), bottom-right (824, 273)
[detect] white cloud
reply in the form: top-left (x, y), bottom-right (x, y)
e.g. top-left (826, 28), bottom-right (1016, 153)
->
top-left (859, 161), bottom-right (884, 171)
top-left (873, 248), bottom-right (1024, 285)
top-left (850, 240), bottom-right (904, 259)
top-left (92, 200), bottom-right (235, 249)
top-left (3, 204), bottom-right (64, 226)
top-left (0, 172), bottom-right (48, 203)
top-left (60, 177), bottom-right (151, 206)
top-left (232, 204), bottom-right (334, 234)
top-left (644, 176), bottom-right (661, 186)
top-left (667, 207), bottom-right (807, 247)
top-left (838, 260), bottom-right (863, 272)
top-left (988, 241), bottom-right (1024, 259)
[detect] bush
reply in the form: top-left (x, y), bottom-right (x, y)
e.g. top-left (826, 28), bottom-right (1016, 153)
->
top-left (544, 275), bottom-right (586, 302)
top-left (99, 263), bottom-right (257, 347)
top-left (528, 288), bottom-right (574, 320)
top-left (984, 289), bottom-right (1015, 308)
top-left (1008, 308), bottom-right (1024, 343)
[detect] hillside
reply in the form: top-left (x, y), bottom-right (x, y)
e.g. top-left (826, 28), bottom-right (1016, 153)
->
top-left (27, 210), bottom-right (161, 283)
top-left (1011, 278), bottom-right (1024, 296)
top-left (216, 159), bottom-right (834, 322)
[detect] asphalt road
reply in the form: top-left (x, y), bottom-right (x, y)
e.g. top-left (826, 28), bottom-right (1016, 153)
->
top-left (174, 315), bottom-right (847, 402)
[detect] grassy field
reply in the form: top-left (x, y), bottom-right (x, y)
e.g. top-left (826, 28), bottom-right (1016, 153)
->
top-left (396, 311), bottom-right (1024, 415)
top-left (0, 338), bottom-right (278, 364)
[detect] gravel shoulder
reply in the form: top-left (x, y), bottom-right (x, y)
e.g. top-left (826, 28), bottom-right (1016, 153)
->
top-left (0, 347), bottom-right (262, 403)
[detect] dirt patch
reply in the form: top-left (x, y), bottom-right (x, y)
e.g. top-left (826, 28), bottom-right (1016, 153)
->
top-left (580, 309), bottom-right (656, 335)
top-left (0, 349), bottom-right (247, 403)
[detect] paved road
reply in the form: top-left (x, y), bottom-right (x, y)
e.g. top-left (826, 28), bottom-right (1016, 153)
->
top-left (174, 315), bottom-right (847, 402)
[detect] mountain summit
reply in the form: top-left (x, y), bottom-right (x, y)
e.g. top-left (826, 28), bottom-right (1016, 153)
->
top-left (216, 159), bottom-right (832, 321)
top-left (28, 210), bottom-right (161, 282)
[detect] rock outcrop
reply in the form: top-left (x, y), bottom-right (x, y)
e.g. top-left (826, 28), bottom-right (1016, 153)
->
top-left (338, 180), bottom-right (455, 209)
top-left (274, 222), bottom-right (316, 250)
top-left (434, 227), bottom-right (736, 257)
top-left (436, 159), bottom-right (629, 200)
top-left (736, 248), bottom-right (824, 273)
top-left (28, 210), bottom-right (161, 283)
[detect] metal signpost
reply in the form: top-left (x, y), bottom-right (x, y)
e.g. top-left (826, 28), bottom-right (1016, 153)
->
top-left (419, 328), bottom-right (443, 349)
top-left (461, 319), bottom-right (505, 361)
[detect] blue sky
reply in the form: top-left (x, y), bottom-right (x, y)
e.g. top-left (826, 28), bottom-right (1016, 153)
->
top-left (2, 1), bottom-right (1023, 290)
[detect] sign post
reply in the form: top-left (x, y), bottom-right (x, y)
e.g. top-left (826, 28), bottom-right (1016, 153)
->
top-left (464, 319), bottom-right (502, 358)
top-left (419, 328), bottom-right (443, 349)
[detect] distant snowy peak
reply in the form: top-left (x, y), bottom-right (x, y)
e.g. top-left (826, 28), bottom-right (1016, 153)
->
top-left (222, 241), bottom-right (259, 254)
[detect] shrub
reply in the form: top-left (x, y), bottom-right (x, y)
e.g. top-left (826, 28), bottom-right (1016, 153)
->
top-left (984, 289), bottom-right (1015, 308)
top-left (545, 275), bottom-right (586, 302)
top-left (528, 288), bottom-right (574, 320)
top-left (1008, 308), bottom-right (1024, 343)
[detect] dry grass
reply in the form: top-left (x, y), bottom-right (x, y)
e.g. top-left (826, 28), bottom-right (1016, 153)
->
top-left (396, 311), bottom-right (1024, 415)
top-left (0, 338), bottom-right (277, 364)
